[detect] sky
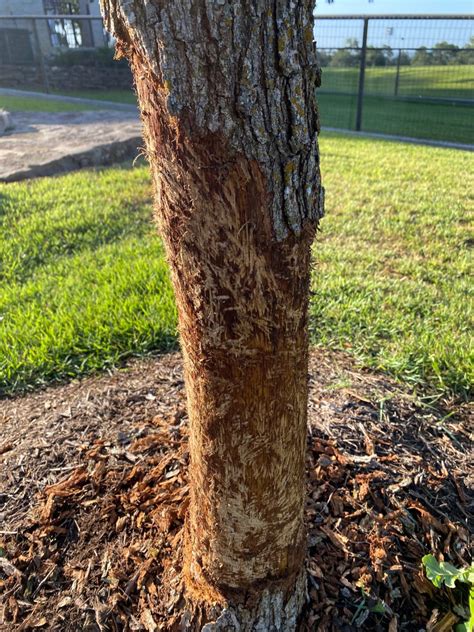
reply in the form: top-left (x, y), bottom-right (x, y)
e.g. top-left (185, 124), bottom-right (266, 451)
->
top-left (315, 0), bottom-right (474, 17)
top-left (314, 1), bottom-right (474, 48)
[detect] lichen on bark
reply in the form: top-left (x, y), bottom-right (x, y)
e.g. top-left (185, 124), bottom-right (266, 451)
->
top-left (101, 0), bottom-right (323, 240)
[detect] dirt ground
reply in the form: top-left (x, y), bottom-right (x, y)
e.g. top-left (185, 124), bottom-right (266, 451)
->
top-left (0, 349), bottom-right (472, 631)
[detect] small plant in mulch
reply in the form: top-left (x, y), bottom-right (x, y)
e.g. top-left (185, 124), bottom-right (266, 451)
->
top-left (422, 554), bottom-right (474, 632)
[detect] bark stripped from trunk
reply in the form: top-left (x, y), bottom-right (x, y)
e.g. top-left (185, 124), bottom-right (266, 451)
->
top-left (100, 1), bottom-right (323, 629)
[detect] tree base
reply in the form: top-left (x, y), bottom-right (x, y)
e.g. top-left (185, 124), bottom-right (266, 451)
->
top-left (182, 567), bottom-right (307, 632)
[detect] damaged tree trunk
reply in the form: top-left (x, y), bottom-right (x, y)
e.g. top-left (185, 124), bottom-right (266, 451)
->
top-left (100, 1), bottom-right (323, 629)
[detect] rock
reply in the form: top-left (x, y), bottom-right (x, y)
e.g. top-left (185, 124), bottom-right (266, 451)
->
top-left (0, 110), bottom-right (142, 182)
top-left (0, 110), bottom-right (14, 135)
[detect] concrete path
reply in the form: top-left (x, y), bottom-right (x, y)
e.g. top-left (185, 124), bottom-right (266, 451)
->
top-left (0, 110), bottom-right (142, 183)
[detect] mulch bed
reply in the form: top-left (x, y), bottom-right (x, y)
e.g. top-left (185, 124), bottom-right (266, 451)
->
top-left (0, 350), bottom-right (472, 631)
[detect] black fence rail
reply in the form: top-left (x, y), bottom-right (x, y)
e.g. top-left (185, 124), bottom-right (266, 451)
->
top-left (314, 15), bottom-right (474, 145)
top-left (0, 13), bottom-right (473, 146)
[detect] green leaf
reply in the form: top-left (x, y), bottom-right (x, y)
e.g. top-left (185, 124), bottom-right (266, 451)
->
top-left (441, 561), bottom-right (465, 589)
top-left (370, 601), bottom-right (387, 615)
top-left (422, 554), bottom-right (467, 589)
top-left (460, 567), bottom-right (474, 585)
top-left (423, 554), bottom-right (445, 588)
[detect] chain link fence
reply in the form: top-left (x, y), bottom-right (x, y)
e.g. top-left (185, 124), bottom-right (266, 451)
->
top-left (0, 12), bottom-right (473, 145)
top-left (315, 15), bottom-right (473, 145)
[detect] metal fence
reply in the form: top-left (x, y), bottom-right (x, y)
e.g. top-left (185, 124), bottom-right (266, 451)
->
top-left (315, 15), bottom-right (474, 145)
top-left (0, 13), bottom-right (473, 145)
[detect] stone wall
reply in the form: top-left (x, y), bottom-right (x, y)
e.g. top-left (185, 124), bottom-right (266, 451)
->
top-left (0, 63), bottom-right (133, 91)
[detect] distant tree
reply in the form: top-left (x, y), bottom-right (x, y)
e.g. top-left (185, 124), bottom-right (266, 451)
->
top-left (396, 51), bottom-right (412, 66)
top-left (431, 41), bottom-right (460, 65)
top-left (413, 41), bottom-right (464, 66)
top-left (459, 36), bottom-right (474, 64)
top-left (317, 49), bottom-right (333, 67)
top-left (412, 46), bottom-right (433, 66)
top-left (366, 45), bottom-right (393, 67)
top-left (330, 38), bottom-right (360, 67)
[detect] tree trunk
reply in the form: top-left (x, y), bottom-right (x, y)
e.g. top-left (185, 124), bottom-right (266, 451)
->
top-left (100, 1), bottom-right (323, 629)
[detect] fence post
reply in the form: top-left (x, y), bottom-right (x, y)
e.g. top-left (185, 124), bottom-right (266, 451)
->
top-left (394, 48), bottom-right (402, 96)
top-left (355, 17), bottom-right (369, 132)
top-left (32, 18), bottom-right (50, 93)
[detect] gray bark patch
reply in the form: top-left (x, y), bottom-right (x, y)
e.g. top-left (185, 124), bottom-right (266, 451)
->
top-left (195, 567), bottom-right (307, 631)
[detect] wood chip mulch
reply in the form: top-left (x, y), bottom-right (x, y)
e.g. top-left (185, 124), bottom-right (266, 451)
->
top-left (0, 350), bottom-right (472, 631)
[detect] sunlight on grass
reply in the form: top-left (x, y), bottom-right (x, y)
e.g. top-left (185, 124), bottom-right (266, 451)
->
top-left (0, 167), bottom-right (176, 395)
top-left (321, 65), bottom-right (474, 99)
top-left (53, 89), bottom-right (138, 105)
top-left (313, 133), bottom-right (473, 397)
top-left (317, 93), bottom-right (474, 144)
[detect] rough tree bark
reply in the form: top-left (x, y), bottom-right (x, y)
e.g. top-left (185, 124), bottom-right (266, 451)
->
top-left (100, 1), bottom-right (323, 629)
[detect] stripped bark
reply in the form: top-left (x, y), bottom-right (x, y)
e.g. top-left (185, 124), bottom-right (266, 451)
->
top-left (100, 1), bottom-right (323, 629)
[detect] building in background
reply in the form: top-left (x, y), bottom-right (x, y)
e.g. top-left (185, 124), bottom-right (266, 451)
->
top-left (0, 0), bottom-right (105, 64)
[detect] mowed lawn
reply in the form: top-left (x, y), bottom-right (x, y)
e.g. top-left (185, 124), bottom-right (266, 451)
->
top-left (317, 93), bottom-right (474, 145)
top-left (0, 166), bottom-right (177, 394)
top-left (319, 64), bottom-right (474, 144)
top-left (311, 134), bottom-right (472, 398)
top-left (0, 135), bottom-right (472, 398)
top-left (0, 94), bottom-right (102, 113)
top-left (52, 89), bottom-right (138, 105)
top-left (321, 65), bottom-right (474, 100)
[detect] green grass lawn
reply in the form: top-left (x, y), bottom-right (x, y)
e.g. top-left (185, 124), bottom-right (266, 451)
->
top-left (0, 135), bottom-right (472, 398)
top-left (0, 93), bottom-right (105, 113)
top-left (0, 166), bottom-right (176, 394)
top-left (0, 90), bottom-right (135, 113)
top-left (321, 65), bottom-right (474, 100)
top-left (52, 88), bottom-right (138, 105)
top-left (317, 93), bottom-right (474, 145)
top-left (311, 134), bottom-right (473, 398)
top-left (318, 64), bottom-right (474, 144)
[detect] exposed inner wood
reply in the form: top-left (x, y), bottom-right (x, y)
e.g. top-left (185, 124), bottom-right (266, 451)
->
top-left (137, 100), bottom-right (314, 592)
